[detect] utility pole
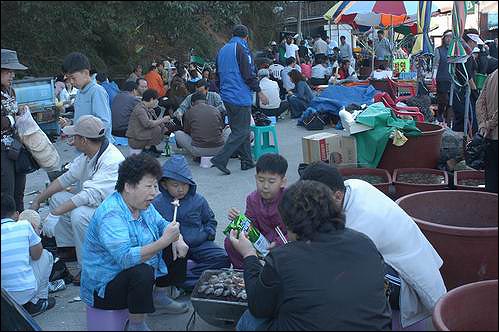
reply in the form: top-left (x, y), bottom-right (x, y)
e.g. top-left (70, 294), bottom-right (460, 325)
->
top-left (297, 1), bottom-right (302, 42)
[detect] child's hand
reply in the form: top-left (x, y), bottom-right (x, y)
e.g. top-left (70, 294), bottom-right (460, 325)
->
top-left (228, 208), bottom-right (240, 221)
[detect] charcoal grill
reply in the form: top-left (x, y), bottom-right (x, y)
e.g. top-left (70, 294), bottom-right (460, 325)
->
top-left (187, 269), bottom-right (247, 330)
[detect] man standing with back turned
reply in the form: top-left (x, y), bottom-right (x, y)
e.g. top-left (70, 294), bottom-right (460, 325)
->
top-left (210, 24), bottom-right (268, 175)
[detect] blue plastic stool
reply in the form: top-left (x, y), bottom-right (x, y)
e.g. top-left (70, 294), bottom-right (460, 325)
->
top-left (113, 136), bottom-right (128, 146)
top-left (87, 305), bottom-right (128, 331)
top-left (250, 125), bottom-right (279, 160)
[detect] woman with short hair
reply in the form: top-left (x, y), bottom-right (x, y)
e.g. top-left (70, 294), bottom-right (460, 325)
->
top-left (230, 180), bottom-right (392, 331)
top-left (81, 153), bottom-right (190, 331)
top-left (126, 89), bottom-right (171, 156)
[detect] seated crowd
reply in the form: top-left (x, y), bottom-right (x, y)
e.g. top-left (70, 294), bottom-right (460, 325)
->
top-left (2, 31), bottom-right (457, 331)
top-left (2, 150), bottom-right (448, 330)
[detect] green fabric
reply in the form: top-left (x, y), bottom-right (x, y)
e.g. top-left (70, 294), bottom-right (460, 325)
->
top-left (353, 102), bottom-right (422, 168)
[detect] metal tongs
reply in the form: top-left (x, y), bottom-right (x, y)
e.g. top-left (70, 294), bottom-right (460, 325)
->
top-left (274, 226), bottom-right (288, 244)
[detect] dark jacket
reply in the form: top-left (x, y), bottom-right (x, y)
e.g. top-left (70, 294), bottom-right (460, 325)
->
top-left (216, 36), bottom-right (260, 106)
top-left (184, 102), bottom-right (225, 148)
top-left (126, 102), bottom-right (166, 148)
top-left (293, 80), bottom-right (314, 105)
top-left (111, 91), bottom-right (140, 134)
top-left (152, 155), bottom-right (217, 248)
top-left (243, 229), bottom-right (392, 331)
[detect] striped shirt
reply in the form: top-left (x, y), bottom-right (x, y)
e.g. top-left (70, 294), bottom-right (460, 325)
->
top-left (1, 218), bottom-right (41, 304)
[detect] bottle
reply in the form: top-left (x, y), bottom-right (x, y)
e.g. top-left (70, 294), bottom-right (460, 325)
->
top-left (163, 142), bottom-right (171, 157)
top-left (223, 214), bottom-right (270, 256)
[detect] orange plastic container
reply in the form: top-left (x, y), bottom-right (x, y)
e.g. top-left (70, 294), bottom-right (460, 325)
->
top-left (453, 170), bottom-right (486, 192)
top-left (433, 280), bottom-right (498, 331)
top-left (378, 122), bottom-right (445, 174)
top-left (393, 168), bottom-right (448, 199)
top-left (396, 190), bottom-right (498, 290)
top-left (339, 168), bottom-right (392, 196)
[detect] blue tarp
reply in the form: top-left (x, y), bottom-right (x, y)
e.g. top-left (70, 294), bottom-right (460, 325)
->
top-left (298, 85), bottom-right (378, 125)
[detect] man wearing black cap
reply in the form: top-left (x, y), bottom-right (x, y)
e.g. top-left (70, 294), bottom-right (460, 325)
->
top-left (1, 48), bottom-right (29, 212)
top-left (210, 24), bottom-right (269, 175)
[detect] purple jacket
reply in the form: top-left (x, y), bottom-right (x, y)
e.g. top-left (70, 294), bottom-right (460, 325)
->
top-left (245, 189), bottom-right (288, 245)
top-left (224, 188), bottom-right (288, 269)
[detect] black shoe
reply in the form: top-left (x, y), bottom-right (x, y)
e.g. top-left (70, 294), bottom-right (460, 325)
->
top-left (211, 161), bottom-right (231, 175)
top-left (23, 298), bottom-right (56, 317)
top-left (241, 161), bottom-right (256, 171)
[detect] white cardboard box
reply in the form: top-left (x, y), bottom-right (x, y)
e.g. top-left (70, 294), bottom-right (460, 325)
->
top-left (302, 132), bottom-right (357, 168)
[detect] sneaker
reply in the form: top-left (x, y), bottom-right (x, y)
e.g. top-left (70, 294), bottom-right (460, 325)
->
top-left (23, 298), bottom-right (56, 317)
top-left (48, 279), bottom-right (66, 293)
top-left (124, 319), bottom-right (152, 331)
top-left (152, 297), bottom-right (189, 315)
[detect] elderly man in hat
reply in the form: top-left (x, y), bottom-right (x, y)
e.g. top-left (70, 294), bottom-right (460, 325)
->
top-left (1, 48), bottom-right (29, 213)
top-left (31, 115), bottom-right (125, 285)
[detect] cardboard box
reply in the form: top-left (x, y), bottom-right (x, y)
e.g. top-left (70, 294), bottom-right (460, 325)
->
top-left (302, 132), bottom-right (357, 168)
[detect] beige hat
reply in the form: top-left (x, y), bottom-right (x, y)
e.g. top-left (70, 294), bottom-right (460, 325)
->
top-left (1, 49), bottom-right (28, 70)
top-left (62, 115), bottom-right (105, 138)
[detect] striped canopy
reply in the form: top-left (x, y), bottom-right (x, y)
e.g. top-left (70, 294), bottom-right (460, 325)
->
top-left (447, 1), bottom-right (469, 63)
top-left (324, 1), bottom-right (438, 28)
top-left (411, 1), bottom-right (434, 55)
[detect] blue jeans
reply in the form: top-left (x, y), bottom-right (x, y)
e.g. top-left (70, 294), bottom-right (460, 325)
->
top-left (288, 95), bottom-right (307, 118)
top-left (236, 309), bottom-right (271, 331)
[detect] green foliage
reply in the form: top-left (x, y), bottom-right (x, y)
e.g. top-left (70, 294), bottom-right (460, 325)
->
top-left (1, 1), bottom-right (281, 79)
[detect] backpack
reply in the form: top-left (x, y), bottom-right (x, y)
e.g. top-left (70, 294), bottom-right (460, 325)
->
top-left (303, 112), bottom-right (325, 130)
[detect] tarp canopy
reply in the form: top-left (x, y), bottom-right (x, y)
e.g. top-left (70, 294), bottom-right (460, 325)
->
top-left (324, 1), bottom-right (439, 28)
top-left (411, 1), bottom-right (434, 55)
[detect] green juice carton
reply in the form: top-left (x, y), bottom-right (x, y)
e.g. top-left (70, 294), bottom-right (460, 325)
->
top-left (223, 214), bottom-right (270, 256)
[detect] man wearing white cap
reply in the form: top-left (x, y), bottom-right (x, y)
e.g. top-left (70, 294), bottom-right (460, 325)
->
top-left (31, 115), bottom-right (125, 285)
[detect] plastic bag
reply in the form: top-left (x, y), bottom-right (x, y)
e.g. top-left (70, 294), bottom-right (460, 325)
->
top-left (19, 130), bottom-right (61, 172)
top-left (15, 107), bottom-right (39, 137)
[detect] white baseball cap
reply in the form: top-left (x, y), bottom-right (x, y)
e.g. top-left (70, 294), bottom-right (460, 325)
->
top-left (467, 33), bottom-right (484, 45)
